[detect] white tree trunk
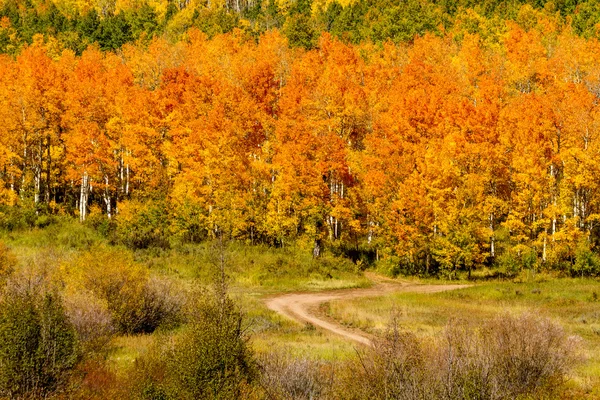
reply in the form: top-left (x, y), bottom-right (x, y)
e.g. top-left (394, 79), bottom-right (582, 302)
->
top-left (103, 175), bottom-right (111, 219)
top-left (542, 231), bottom-right (547, 263)
top-left (125, 164), bottom-right (130, 195)
top-left (80, 172), bottom-right (89, 222)
top-left (489, 213), bottom-right (495, 258)
top-left (34, 166), bottom-right (40, 205)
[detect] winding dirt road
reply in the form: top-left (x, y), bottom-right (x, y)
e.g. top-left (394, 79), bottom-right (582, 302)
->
top-left (265, 274), bottom-right (470, 346)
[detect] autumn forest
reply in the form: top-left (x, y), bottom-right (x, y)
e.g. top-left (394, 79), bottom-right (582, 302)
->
top-left (0, 0), bottom-right (600, 399)
top-left (1, 2), bottom-right (600, 278)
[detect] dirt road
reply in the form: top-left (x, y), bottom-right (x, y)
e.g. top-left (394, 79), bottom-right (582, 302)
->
top-left (265, 274), bottom-right (470, 346)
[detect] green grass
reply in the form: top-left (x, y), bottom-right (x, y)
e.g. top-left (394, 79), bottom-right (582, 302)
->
top-left (2, 221), bottom-right (598, 396)
top-left (0, 221), bottom-right (368, 372)
top-left (133, 241), bottom-right (370, 293)
top-left (324, 277), bottom-right (600, 396)
top-left (0, 220), bottom-right (369, 293)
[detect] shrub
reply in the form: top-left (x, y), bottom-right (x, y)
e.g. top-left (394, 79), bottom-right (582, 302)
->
top-left (166, 289), bottom-right (257, 399)
top-left (477, 314), bottom-right (581, 398)
top-left (133, 288), bottom-right (257, 400)
top-left (259, 351), bottom-right (333, 400)
top-left (336, 321), bottom-right (431, 400)
top-left (0, 205), bottom-right (37, 230)
top-left (85, 205), bottom-right (116, 238)
top-left (572, 240), bottom-right (600, 277)
top-left (64, 248), bottom-right (184, 334)
top-left (137, 276), bottom-right (185, 333)
top-left (0, 287), bottom-right (79, 399)
top-left (112, 200), bottom-right (171, 250)
top-left (63, 290), bottom-right (114, 354)
top-left (337, 314), bottom-right (581, 400)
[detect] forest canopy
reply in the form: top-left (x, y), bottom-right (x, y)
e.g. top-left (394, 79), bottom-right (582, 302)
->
top-left (1, 1), bottom-right (600, 277)
top-left (3, 0), bottom-right (600, 52)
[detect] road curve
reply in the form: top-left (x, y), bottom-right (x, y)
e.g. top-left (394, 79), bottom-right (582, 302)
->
top-left (265, 275), bottom-right (470, 346)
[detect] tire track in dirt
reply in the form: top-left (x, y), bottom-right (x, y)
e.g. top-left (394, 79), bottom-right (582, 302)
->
top-left (265, 274), bottom-right (470, 346)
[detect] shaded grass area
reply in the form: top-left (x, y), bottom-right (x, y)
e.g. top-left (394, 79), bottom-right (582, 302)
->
top-left (136, 241), bottom-right (370, 293)
top-left (324, 278), bottom-right (600, 397)
top-left (0, 220), bottom-right (369, 293)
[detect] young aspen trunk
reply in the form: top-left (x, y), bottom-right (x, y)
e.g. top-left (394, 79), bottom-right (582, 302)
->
top-left (103, 175), bottom-right (111, 219)
top-left (550, 164), bottom-right (557, 241)
top-left (334, 218), bottom-right (338, 239)
top-left (34, 166), bottom-right (40, 205)
top-left (120, 153), bottom-right (124, 193)
top-left (313, 239), bottom-right (321, 258)
top-left (80, 172), bottom-right (89, 222)
top-left (34, 138), bottom-right (42, 205)
top-left (21, 141), bottom-right (26, 200)
top-left (489, 213), bottom-right (495, 258)
top-left (45, 135), bottom-right (51, 204)
top-left (542, 230), bottom-right (547, 263)
top-left (125, 164), bottom-right (130, 196)
top-left (20, 106), bottom-right (27, 200)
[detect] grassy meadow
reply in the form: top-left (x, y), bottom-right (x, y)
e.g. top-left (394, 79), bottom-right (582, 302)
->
top-left (0, 220), bottom-right (365, 365)
top-left (323, 278), bottom-right (600, 397)
top-left (0, 219), bottom-right (598, 398)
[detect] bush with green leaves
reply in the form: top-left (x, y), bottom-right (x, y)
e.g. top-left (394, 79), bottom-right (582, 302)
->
top-left (0, 286), bottom-right (79, 399)
top-left (112, 200), bottom-right (171, 250)
top-left (572, 240), bottom-right (600, 277)
top-left (133, 287), bottom-right (257, 400)
top-left (167, 288), bottom-right (257, 399)
top-left (64, 248), bottom-right (184, 335)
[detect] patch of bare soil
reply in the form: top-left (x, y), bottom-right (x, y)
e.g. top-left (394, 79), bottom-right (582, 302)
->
top-left (265, 273), bottom-right (470, 346)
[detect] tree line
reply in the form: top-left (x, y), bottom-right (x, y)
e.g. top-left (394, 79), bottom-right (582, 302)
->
top-left (2, 8), bottom-right (600, 276)
top-left (3, 0), bottom-right (600, 53)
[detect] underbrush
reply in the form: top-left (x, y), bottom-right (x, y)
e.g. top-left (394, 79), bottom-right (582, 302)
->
top-left (333, 313), bottom-right (582, 400)
top-left (0, 221), bottom-right (595, 398)
top-left (325, 279), bottom-right (600, 397)
top-left (74, 311), bottom-right (582, 400)
top-left (133, 241), bottom-right (369, 292)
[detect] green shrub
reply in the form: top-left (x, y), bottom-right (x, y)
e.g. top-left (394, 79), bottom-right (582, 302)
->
top-left (0, 287), bottom-right (79, 399)
top-left (85, 205), bottom-right (116, 238)
top-left (0, 205), bottom-right (37, 230)
top-left (134, 288), bottom-right (257, 400)
top-left (167, 289), bottom-right (257, 399)
top-left (572, 240), bottom-right (600, 277)
top-left (64, 248), bottom-right (184, 334)
top-left (112, 200), bottom-right (171, 250)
